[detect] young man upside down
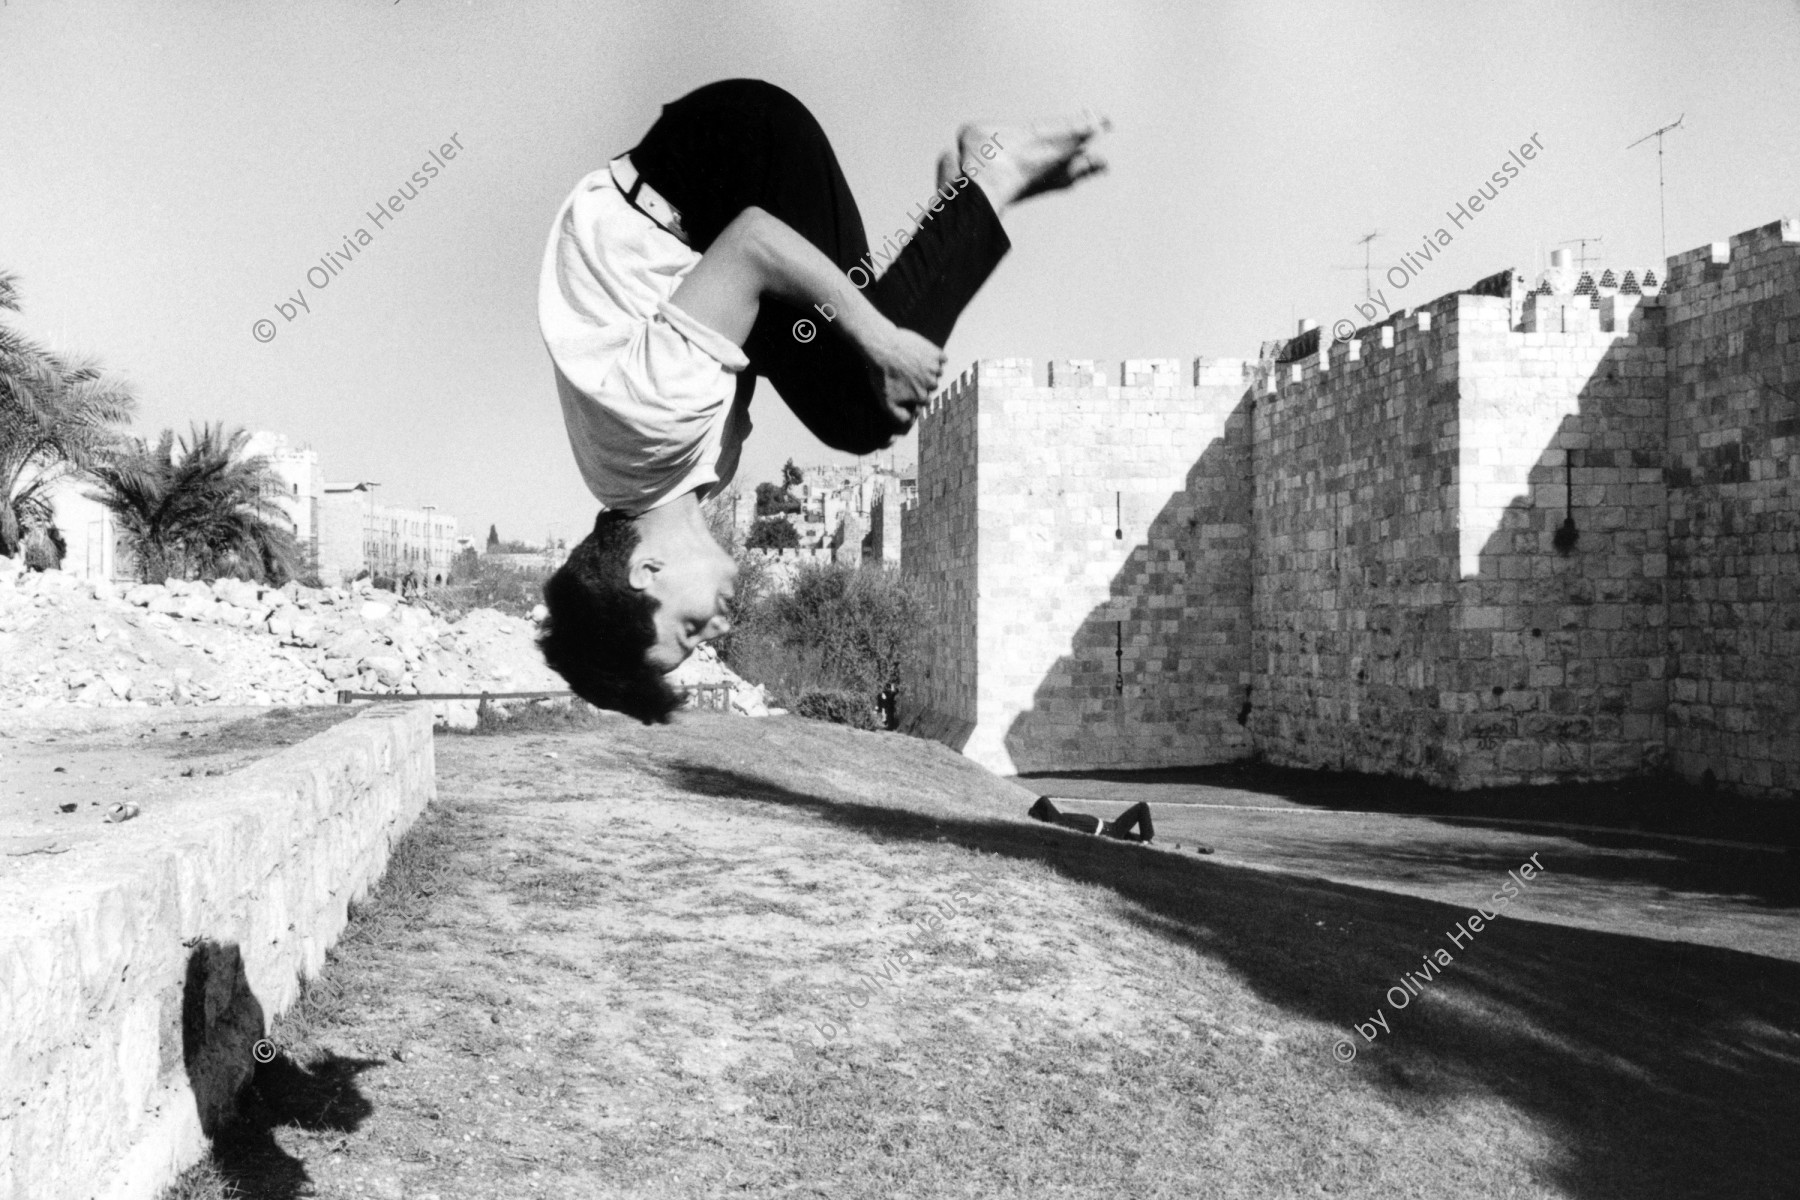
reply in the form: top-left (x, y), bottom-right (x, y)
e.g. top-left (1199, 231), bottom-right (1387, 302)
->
top-left (536, 78), bottom-right (1109, 720)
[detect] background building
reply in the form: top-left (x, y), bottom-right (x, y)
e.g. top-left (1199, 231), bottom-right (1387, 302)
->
top-left (783, 455), bottom-right (913, 563)
top-left (41, 480), bottom-right (129, 582)
top-left (318, 482), bottom-right (458, 586)
top-left (34, 428), bottom-right (334, 584)
top-left (245, 430), bottom-right (324, 577)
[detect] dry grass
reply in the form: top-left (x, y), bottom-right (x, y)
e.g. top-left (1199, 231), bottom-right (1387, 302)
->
top-left (154, 714), bottom-right (1800, 1200)
top-left (164, 706), bottom-right (362, 759)
top-left (454, 695), bottom-right (606, 737)
top-left (155, 1157), bottom-right (245, 1200)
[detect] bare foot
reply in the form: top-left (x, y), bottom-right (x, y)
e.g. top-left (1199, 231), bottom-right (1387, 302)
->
top-left (956, 111), bottom-right (1110, 215)
top-left (936, 150), bottom-right (959, 192)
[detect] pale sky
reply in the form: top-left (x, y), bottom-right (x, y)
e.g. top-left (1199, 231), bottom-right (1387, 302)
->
top-left (3, 0), bottom-right (1797, 546)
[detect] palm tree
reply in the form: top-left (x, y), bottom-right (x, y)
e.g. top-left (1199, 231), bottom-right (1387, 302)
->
top-left (0, 271), bottom-right (137, 558)
top-left (89, 423), bottom-right (300, 584)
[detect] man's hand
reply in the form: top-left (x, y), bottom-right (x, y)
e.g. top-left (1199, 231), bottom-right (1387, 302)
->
top-left (868, 325), bottom-right (947, 429)
top-left (666, 206), bottom-right (949, 435)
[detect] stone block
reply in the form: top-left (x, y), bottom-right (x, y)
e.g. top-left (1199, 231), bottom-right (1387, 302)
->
top-left (1498, 740), bottom-right (1542, 772)
top-left (905, 216), bottom-right (1799, 795)
top-left (0, 706), bottom-right (435, 1200)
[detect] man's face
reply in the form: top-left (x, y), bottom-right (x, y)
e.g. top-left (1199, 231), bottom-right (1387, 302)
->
top-left (638, 534), bottom-right (738, 673)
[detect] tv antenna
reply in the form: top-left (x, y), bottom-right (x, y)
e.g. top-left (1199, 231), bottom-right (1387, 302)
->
top-left (1627, 113), bottom-right (1685, 262)
top-left (1333, 231), bottom-right (1383, 299)
top-left (1560, 236), bottom-right (1605, 274)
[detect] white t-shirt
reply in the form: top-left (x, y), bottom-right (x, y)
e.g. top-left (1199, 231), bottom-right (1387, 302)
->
top-left (537, 164), bottom-right (753, 514)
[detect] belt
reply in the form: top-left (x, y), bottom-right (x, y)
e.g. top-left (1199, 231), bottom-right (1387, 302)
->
top-left (610, 153), bottom-right (689, 245)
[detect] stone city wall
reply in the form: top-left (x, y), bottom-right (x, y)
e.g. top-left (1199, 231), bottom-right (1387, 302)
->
top-left (1252, 289), bottom-right (1670, 787)
top-left (0, 705), bottom-right (436, 1200)
top-left (1663, 218), bottom-right (1800, 795)
top-left (916, 357), bottom-right (1254, 774)
top-left (1249, 306), bottom-right (1465, 782)
top-left (903, 217), bottom-right (1799, 797)
top-left (901, 361), bottom-right (987, 749)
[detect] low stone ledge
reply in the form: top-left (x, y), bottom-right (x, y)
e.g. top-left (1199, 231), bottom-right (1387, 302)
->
top-left (0, 703), bottom-right (436, 1200)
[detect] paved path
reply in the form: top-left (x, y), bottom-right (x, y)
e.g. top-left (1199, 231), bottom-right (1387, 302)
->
top-left (1028, 773), bottom-right (1800, 964)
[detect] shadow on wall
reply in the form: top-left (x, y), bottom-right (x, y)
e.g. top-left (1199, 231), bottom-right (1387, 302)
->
top-left (656, 756), bottom-right (1800, 1200)
top-left (1002, 287), bottom-right (1795, 793)
top-left (179, 940), bottom-right (379, 1199)
top-left (1443, 277), bottom-right (1795, 797)
top-left (1444, 316), bottom-right (1670, 789)
top-left (1001, 397), bottom-right (1256, 773)
top-left (1243, 298), bottom-right (1671, 787)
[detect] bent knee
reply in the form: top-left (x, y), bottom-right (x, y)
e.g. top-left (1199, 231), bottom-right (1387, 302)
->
top-left (713, 205), bottom-right (780, 264)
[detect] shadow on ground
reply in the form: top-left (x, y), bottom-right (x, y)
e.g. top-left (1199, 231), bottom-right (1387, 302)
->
top-left (174, 937), bottom-right (382, 1200)
top-left (1023, 762), bottom-right (1800, 908)
top-left (201, 1052), bottom-right (382, 1200)
top-left (660, 753), bottom-right (1800, 1200)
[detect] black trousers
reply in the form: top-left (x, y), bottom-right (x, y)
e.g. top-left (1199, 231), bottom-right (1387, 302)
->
top-left (633, 84), bottom-right (1012, 455)
top-left (1028, 797), bottom-right (1156, 843)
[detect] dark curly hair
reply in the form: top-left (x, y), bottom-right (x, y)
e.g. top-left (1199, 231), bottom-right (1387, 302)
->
top-left (537, 510), bottom-right (685, 724)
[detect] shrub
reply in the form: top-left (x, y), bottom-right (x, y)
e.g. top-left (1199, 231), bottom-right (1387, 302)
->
top-left (794, 688), bottom-right (880, 730)
top-left (726, 637), bottom-right (827, 710)
top-left (722, 560), bottom-right (927, 718)
top-left (460, 696), bottom-right (608, 736)
top-left (775, 561), bottom-right (926, 696)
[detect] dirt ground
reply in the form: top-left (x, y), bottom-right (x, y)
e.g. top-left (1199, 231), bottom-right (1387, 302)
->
top-left (169, 712), bottom-right (1800, 1200)
top-left (0, 706), bottom-right (360, 868)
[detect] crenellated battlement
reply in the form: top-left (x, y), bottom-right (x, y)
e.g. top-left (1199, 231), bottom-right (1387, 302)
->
top-left (1259, 305), bottom-right (1446, 396)
top-left (1263, 274), bottom-right (1677, 400)
top-left (922, 357), bottom-right (1031, 419)
top-left (1664, 215), bottom-right (1800, 293)
top-left (919, 356), bottom-right (1257, 425)
top-left (921, 218), bottom-right (1794, 428)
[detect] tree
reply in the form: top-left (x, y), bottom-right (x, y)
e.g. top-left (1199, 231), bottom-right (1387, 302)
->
top-left (745, 515), bottom-right (799, 550)
top-left (781, 458), bottom-right (804, 491)
top-left (772, 561), bottom-right (926, 697)
top-left (486, 524), bottom-right (500, 551)
top-left (20, 523), bottom-right (66, 572)
top-left (0, 271), bottom-right (136, 559)
top-left (88, 423), bottom-right (300, 584)
top-left (755, 480), bottom-right (800, 517)
top-left (436, 543), bottom-right (551, 620)
top-left (721, 559), bottom-right (928, 728)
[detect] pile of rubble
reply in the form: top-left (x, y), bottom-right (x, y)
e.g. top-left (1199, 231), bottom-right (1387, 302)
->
top-left (0, 557), bottom-right (769, 723)
top-left (668, 642), bottom-right (779, 717)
